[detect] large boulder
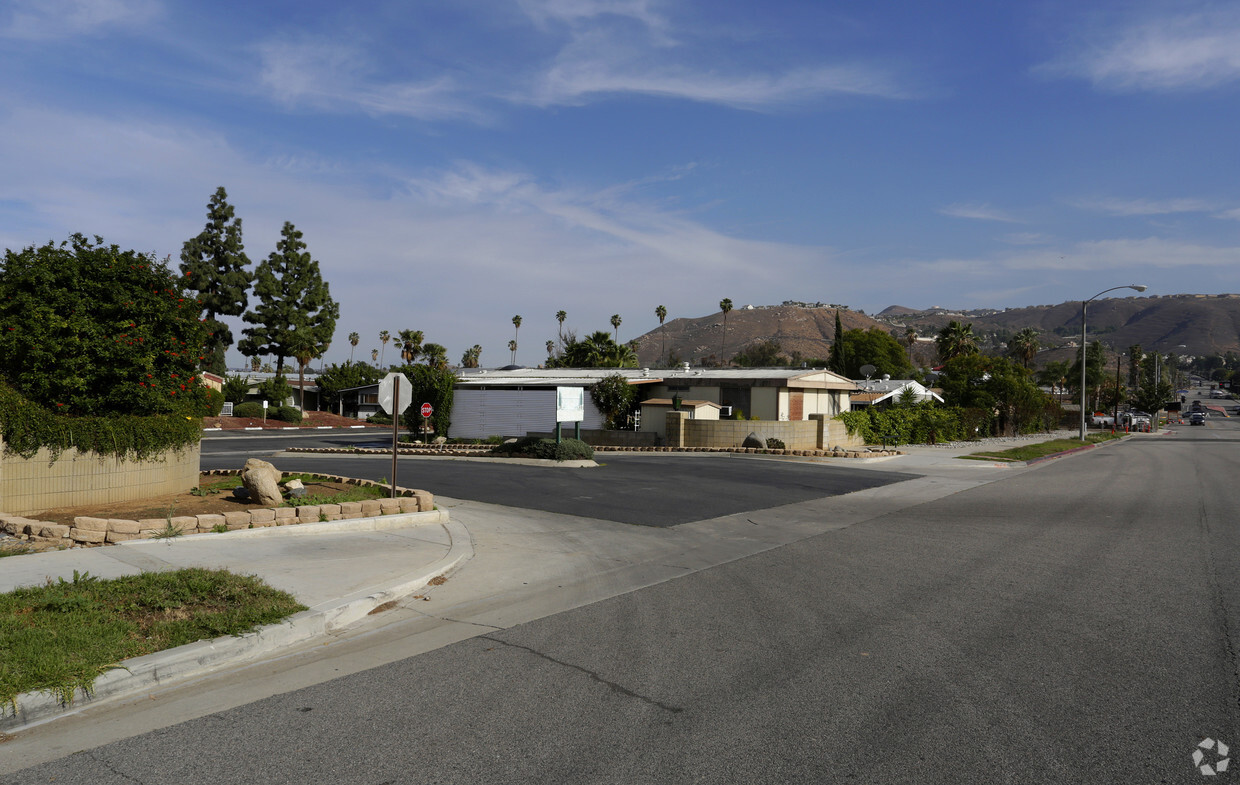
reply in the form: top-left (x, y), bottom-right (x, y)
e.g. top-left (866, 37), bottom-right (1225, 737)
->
top-left (240, 458), bottom-right (284, 507)
top-left (741, 431), bottom-right (766, 449)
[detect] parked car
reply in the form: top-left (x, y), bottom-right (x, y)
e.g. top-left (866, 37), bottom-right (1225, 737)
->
top-left (1190, 412), bottom-right (1206, 426)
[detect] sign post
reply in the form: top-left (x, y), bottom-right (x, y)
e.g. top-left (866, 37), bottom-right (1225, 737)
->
top-left (555, 386), bottom-right (585, 444)
top-left (378, 373), bottom-right (413, 498)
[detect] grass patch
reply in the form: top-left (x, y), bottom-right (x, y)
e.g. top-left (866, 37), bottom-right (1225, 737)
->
top-left (960, 433), bottom-right (1123, 462)
top-left (0, 568), bottom-right (306, 710)
top-left (205, 473), bottom-right (387, 507)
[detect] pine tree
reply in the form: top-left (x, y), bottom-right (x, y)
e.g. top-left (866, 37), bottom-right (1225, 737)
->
top-left (238, 222), bottom-right (338, 375)
top-left (180, 187), bottom-right (252, 374)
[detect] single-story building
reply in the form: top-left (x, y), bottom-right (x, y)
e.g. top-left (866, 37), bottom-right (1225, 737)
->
top-left (849, 378), bottom-right (943, 409)
top-left (450, 365), bottom-right (856, 441)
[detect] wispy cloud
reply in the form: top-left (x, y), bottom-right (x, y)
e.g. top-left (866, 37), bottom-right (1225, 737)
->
top-left (939, 203), bottom-right (1024, 223)
top-left (1070, 196), bottom-right (1216, 216)
top-left (0, 0), bottom-right (159, 39)
top-left (919, 236), bottom-right (1240, 276)
top-left (256, 38), bottom-right (483, 121)
top-left (1037, 6), bottom-right (1240, 91)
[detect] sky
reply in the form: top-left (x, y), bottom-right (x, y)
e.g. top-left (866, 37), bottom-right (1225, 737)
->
top-left (2, 0), bottom-right (1238, 370)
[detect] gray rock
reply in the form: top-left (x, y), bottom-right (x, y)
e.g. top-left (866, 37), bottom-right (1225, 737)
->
top-left (283, 478), bottom-right (305, 492)
top-left (232, 487), bottom-right (250, 500)
top-left (741, 431), bottom-right (766, 449)
top-left (286, 486), bottom-right (306, 498)
top-left (240, 458), bottom-right (284, 507)
top-left (433, 436), bottom-right (448, 445)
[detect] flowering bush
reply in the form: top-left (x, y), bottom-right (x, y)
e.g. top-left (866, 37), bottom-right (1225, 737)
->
top-left (0, 234), bottom-right (209, 417)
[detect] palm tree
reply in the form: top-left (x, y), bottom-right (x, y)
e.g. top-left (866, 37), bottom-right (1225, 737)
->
top-left (370, 348), bottom-right (379, 364)
top-left (348, 332), bottom-right (359, 363)
top-left (1009, 327), bottom-right (1040, 368)
top-left (935, 320), bottom-right (977, 362)
top-left (655, 305), bottom-right (667, 365)
top-left (719, 298), bottom-right (733, 366)
top-left (422, 342), bottom-right (447, 369)
top-left (379, 330), bottom-right (390, 367)
top-left (546, 339), bottom-right (555, 358)
top-left (508, 339), bottom-right (518, 364)
top-left (461, 344), bottom-right (482, 368)
top-left (610, 313), bottom-right (622, 343)
top-left (512, 315), bottom-right (522, 350)
top-left (249, 355), bottom-right (261, 372)
top-left (556, 310), bottom-right (567, 344)
top-left (398, 329), bottom-right (423, 364)
top-left (289, 336), bottom-right (317, 411)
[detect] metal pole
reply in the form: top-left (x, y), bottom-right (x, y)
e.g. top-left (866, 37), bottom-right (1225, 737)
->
top-left (1114, 353), bottom-right (1122, 428)
top-left (1079, 300), bottom-right (1088, 440)
top-left (390, 378), bottom-right (400, 499)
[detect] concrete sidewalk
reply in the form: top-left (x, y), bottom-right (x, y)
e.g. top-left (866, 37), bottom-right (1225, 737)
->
top-left (1, 510), bottom-right (471, 732)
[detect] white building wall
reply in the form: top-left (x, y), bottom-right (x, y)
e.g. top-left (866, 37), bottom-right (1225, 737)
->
top-left (452, 388), bottom-right (606, 439)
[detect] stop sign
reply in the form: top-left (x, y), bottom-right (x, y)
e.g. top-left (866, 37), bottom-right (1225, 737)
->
top-left (420, 402), bottom-right (433, 417)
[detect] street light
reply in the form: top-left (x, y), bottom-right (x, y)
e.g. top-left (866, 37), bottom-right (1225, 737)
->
top-left (1080, 285), bottom-right (1147, 439)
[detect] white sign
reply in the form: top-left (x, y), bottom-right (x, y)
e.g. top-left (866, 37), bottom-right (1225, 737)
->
top-left (378, 372), bottom-right (414, 415)
top-left (556, 386), bottom-right (585, 422)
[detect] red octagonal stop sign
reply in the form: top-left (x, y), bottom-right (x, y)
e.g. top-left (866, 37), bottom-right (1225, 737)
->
top-left (420, 402), bottom-right (433, 417)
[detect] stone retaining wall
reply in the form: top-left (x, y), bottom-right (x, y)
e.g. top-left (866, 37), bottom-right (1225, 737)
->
top-left (0, 472), bottom-right (434, 549)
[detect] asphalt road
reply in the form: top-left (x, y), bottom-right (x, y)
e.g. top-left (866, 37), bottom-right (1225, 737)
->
top-left (200, 432), bottom-right (913, 527)
top-left (8, 427), bottom-right (1240, 783)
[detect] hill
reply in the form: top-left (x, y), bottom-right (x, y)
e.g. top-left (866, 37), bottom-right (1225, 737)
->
top-left (631, 305), bottom-right (907, 367)
top-left (630, 294), bottom-right (1240, 368)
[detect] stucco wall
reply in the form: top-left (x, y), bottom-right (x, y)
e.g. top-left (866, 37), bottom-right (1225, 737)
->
top-left (665, 413), bottom-right (864, 451)
top-left (0, 437), bottom-right (200, 516)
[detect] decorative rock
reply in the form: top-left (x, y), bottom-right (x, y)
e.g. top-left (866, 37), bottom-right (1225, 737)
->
top-left (397, 497), bottom-right (419, 513)
top-left (108, 519), bottom-right (143, 534)
top-left (251, 508), bottom-right (276, 524)
top-left (106, 531), bottom-right (144, 543)
top-left (360, 500), bottom-right (382, 517)
top-left (296, 505), bottom-right (321, 520)
top-left (74, 516), bottom-right (110, 532)
top-left (379, 498), bottom-right (400, 514)
top-left (283, 478), bottom-right (305, 493)
top-left (232, 487), bottom-right (251, 500)
top-left (170, 516), bottom-right (198, 533)
top-left (412, 490), bottom-right (433, 511)
top-left (240, 458), bottom-right (284, 506)
top-left (339, 502), bottom-right (362, 515)
top-left (286, 486), bottom-right (307, 498)
top-left (224, 511), bottom-right (252, 529)
top-left (742, 432), bottom-right (766, 448)
top-left (319, 504), bottom-right (342, 516)
top-left (274, 507), bottom-right (296, 520)
top-left (70, 528), bottom-right (107, 543)
top-left (37, 523), bottom-right (70, 539)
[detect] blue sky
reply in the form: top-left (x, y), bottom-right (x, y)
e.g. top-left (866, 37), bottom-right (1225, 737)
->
top-left (2, 0), bottom-right (1238, 369)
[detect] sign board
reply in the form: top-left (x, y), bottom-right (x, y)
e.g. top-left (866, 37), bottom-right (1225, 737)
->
top-left (378, 372), bottom-right (413, 415)
top-left (556, 386), bottom-right (585, 422)
top-left (420, 402), bottom-right (433, 418)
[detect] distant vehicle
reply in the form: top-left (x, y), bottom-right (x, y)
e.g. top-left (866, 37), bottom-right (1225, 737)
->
top-left (1190, 412), bottom-right (1206, 426)
top-left (1089, 412), bottom-right (1115, 427)
top-left (1192, 400), bottom-right (1203, 412)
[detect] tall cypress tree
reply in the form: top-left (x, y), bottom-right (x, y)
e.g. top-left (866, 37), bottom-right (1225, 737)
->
top-left (238, 222), bottom-right (338, 375)
top-left (828, 309), bottom-right (848, 375)
top-left (180, 187), bottom-right (252, 375)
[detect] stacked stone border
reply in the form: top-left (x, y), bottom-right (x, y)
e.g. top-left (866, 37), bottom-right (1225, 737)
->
top-left (287, 444), bottom-right (904, 459)
top-left (0, 471), bottom-right (434, 549)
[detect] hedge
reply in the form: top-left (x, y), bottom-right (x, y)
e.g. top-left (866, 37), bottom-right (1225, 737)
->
top-left (490, 437), bottom-right (594, 461)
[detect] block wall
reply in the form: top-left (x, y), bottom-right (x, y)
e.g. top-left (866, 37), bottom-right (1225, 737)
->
top-left (0, 438), bottom-right (200, 516)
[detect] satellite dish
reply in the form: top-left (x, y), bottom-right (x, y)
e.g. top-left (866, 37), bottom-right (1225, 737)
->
top-left (860, 364), bottom-right (877, 379)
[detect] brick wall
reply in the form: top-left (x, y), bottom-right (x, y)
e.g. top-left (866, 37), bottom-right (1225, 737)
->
top-left (665, 412), bottom-right (864, 450)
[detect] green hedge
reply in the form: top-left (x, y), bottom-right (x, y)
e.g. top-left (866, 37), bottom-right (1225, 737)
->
top-left (275, 406), bottom-right (302, 424)
top-left (0, 382), bottom-right (201, 460)
top-left (836, 405), bottom-right (995, 446)
top-left (205, 388), bottom-right (225, 417)
top-left (232, 401), bottom-right (263, 418)
top-left (489, 437), bottom-right (594, 461)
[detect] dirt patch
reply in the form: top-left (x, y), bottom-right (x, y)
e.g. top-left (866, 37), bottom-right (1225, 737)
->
top-left (32, 474), bottom-right (371, 526)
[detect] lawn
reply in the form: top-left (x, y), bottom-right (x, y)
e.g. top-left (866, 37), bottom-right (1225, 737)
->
top-left (959, 433), bottom-right (1123, 462)
top-left (1, 568), bottom-right (305, 710)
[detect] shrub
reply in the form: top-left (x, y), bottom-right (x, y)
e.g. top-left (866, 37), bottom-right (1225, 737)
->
top-left (232, 401), bottom-right (263, 418)
top-left (490, 437), bottom-right (594, 461)
top-left (275, 406), bottom-right (303, 424)
top-left (368, 411), bottom-right (392, 425)
top-left (765, 437), bottom-right (786, 449)
top-left (204, 388), bottom-right (225, 417)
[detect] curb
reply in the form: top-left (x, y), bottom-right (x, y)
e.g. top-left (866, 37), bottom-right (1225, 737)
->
top-left (1, 511), bottom-right (472, 733)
